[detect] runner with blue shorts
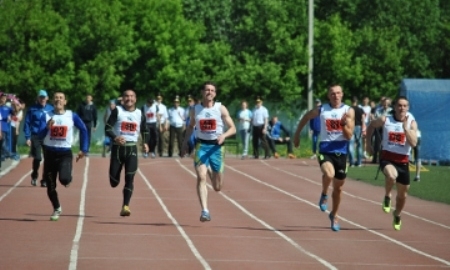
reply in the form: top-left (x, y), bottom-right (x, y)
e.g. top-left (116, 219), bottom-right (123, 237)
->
top-left (181, 81), bottom-right (236, 222)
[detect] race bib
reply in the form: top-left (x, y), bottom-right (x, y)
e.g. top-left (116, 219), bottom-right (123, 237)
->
top-left (121, 121), bottom-right (137, 132)
top-left (50, 126), bottom-right (68, 139)
top-left (325, 119), bottom-right (342, 131)
top-left (388, 132), bottom-right (405, 144)
top-left (199, 119), bottom-right (216, 132)
top-left (146, 112), bottom-right (154, 118)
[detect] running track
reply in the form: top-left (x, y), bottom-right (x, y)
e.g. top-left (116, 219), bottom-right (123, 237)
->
top-left (1, 156), bottom-right (449, 270)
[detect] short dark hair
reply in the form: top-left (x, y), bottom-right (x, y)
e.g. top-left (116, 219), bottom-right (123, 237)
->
top-left (394, 96), bottom-right (408, 105)
top-left (202, 81), bottom-right (217, 90)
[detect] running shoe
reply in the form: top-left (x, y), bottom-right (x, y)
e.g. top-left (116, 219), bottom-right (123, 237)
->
top-left (288, 154), bottom-right (296, 159)
top-left (120, 205), bottom-right (131, 216)
top-left (382, 196), bottom-right (391, 213)
top-left (393, 212), bottom-right (402, 231)
top-left (31, 178), bottom-right (37, 186)
top-left (199, 210), bottom-right (211, 222)
top-left (143, 152), bottom-right (149, 158)
top-left (274, 152), bottom-right (280, 159)
top-left (319, 194), bottom-right (328, 212)
top-left (329, 213), bottom-right (340, 232)
top-left (414, 176), bottom-right (420, 182)
top-left (50, 207), bottom-right (62, 221)
top-left (40, 180), bottom-right (47, 187)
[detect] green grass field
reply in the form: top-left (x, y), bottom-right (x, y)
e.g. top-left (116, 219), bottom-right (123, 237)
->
top-left (346, 164), bottom-right (450, 205)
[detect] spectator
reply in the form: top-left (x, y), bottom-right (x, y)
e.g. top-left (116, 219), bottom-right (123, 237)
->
top-left (309, 99), bottom-right (321, 159)
top-left (167, 95), bottom-right (185, 157)
top-left (76, 94), bottom-right (98, 155)
top-left (156, 93), bottom-right (169, 157)
top-left (237, 100), bottom-right (252, 159)
top-left (0, 92), bottom-right (16, 161)
top-left (24, 89), bottom-right (54, 187)
top-left (251, 96), bottom-right (270, 159)
top-left (141, 96), bottom-right (160, 158)
top-left (348, 96), bottom-right (366, 167)
top-left (10, 98), bottom-right (25, 159)
top-left (372, 97), bottom-right (392, 164)
top-left (267, 116), bottom-right (295, 159)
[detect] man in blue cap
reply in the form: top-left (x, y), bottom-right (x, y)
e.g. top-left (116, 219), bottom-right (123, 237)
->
top-left (24, 89), bottom-right (54, 187)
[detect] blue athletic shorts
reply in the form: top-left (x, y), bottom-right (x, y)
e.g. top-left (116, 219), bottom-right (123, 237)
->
top-left (194, 141), bottom-right (224, 172)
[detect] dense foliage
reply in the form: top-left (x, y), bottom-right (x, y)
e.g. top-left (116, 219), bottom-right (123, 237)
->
top-left (0, 0), bottom-right (448, 109)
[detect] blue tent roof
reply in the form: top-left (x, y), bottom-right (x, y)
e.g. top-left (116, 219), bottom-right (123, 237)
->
top-left (399, 79), bottom-right (450, 162)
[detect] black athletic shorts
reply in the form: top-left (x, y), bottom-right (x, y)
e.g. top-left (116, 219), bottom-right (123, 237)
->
top-left (380, 160), bottom-right (410, 185)
top-left (318, 153), bottom-right (348, 180)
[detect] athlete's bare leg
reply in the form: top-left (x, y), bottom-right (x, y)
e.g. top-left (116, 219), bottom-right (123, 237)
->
top-left (383, 165), bottom-right (398, 198)
top-left (320, 162), bottom-right (335, 196)
top-left (394, 183), bottom-right (409, 216)
top-left (195, 164), bottom-right (209, 211)
top-left (331, 178), bottom-right (345, 216)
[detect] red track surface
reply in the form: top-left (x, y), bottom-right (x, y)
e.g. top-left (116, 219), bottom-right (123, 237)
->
top-left (1, 156), bottom-right (449, 269)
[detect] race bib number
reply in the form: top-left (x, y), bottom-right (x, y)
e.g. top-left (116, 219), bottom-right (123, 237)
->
top-left (388, 131), bottom-right (405, 144)
top-left (325, 119), bottom-right (342, 132)
top-left (146, 112), bottom-right (154, 118)
top-left (121, 121), bottom-right (137, 132)
top-left (50, 126), bottom-right (68, 139)
top-left (199, 119), bottom-right (216, 132)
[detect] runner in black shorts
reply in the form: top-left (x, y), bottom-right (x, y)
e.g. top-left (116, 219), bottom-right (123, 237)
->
top-left (105, 90), bottom-right (148, 217)
top-left (317, 153), bottom-right (347, 180)
top-left (293, 85), bottom-right (355, 232)
top-left (366, 96), bottom-right (418, 230)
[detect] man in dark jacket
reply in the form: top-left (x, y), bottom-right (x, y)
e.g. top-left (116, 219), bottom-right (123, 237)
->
top-left (266, 116), bottom-right (295, 159)
top-left (24, 89), bottom-right (54, 187)
top-left (76, 94), bottom-right (97, 155)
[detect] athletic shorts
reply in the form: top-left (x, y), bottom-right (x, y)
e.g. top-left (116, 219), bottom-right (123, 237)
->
top-left (194, 140), bottom-right (224, 173)
top-left (380, 160), bottom-right (410, 185)
top-left (318, 153), bottom-right (348, 180)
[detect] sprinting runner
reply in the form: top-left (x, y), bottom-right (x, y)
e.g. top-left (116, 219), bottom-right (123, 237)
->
top-left (293, 85), bottom-right (355, 231)
top-left (366, 96), bottom-right (418, 230)
top-left (181, 81), bottom-right (236, 222)
top-left (105, 90), bottom-right (149, 216)
top-left (42, 92), bottom-right (88, 221)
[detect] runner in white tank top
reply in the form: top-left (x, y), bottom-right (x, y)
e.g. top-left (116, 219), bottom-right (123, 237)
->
top-left (181, 81), bottom-right (236, 222)
top-left (366, 96), bottom-right (418, 231)
top-left (41, 92), bottom-right (89, 221)
top-left (105, 90), bottom-right (149, 217)
top-left (293, 85), bottom-right (355, 232)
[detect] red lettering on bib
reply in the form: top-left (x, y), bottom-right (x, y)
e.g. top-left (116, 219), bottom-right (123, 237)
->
top-left (388, 131), bottom-right (405, 144)
top-left (146, 112), bottom-right (154, 118)
top-left (121, 121), bottom-right (137, 132)
top-left (199, 119), bottom-right (216, 131)
top-left (50, 126), bottom-right (68, 139)
top-left (325, 119), bottom-right (342, 131)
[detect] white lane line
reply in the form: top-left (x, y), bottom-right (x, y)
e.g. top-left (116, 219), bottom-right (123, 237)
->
top-left (228, 165), bottom-right (450, 267)
top-left (176, 159), bottom-right (337, 270)
top-left (138, 168), bottom-right (211, 270)
top-left (261, 160), bottom-right (450, 230)
top-left (0, 155), bottom-right (26, 178)
top-left (0, 170), bottom-right (32, 202)
top-left (69, 158), bottom-right (90, 270)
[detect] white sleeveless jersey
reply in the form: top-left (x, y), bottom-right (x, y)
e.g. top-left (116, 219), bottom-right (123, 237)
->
top-left (113, 106), bottom-right (142, 142)
top-left (381, 115), bottom-right (414, 163)
top-left (194, 102), bottom-right (223, 140)
top-left (143, 104), bottom-right (158, 123)
top-left (318, 103), bottom-right (350, 154)
top-left (44, 110), bottom-right (75, 148)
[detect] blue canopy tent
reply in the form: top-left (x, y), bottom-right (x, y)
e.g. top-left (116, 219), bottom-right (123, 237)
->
top-left (399, 79), bottom-right (450, 164)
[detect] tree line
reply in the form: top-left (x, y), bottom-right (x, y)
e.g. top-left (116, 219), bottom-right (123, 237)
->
top-left (0, 0), bottom-right (448, 109)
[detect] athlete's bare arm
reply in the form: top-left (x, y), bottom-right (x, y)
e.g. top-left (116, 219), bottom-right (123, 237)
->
top-left (342, 107), bottom-right (355, 140)
top-left (219, 105), bottom-right (236, 145)
top-left (293, 107), bottom-right (320, 148)
top-left (405, 119), bottom-right (418, 147)
top-left (181, 107), bottom-right (196, 156)
top-left (365, 116), bottom-right (386, 155)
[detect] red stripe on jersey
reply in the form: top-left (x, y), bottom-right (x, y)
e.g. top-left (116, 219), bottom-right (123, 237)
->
top-left (381, 150), bottom-right (409, 164)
